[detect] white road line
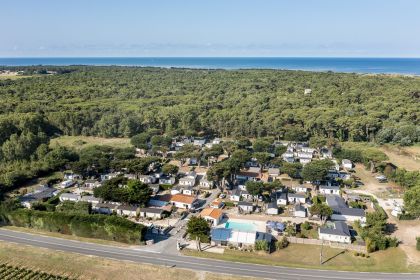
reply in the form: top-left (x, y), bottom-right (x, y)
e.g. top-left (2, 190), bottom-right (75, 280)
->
top-left (0, 230), bottom-right (418, 280)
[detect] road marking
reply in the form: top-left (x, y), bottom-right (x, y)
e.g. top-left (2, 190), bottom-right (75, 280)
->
top-left (0, 230), bottom-right (418, 280)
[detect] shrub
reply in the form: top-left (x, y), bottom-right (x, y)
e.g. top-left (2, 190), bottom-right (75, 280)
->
top-left (416, 237), bottom-right (420, 251)
top-left (3, 209), bottom-right (145, 244)
top-left (365, 238), bottom-right (376, 253)
top-left (387, 237), bottom-right (399, 248)
top-left (301, 221), bottom-right (311, 231)
top-left (255, 240), bottom-right (269, 251)
top-left (276, 236), bottom-right (289, 250)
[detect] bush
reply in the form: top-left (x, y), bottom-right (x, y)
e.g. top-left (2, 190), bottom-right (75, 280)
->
top-left (365, 238), bottom-right (376, 253)
top-left (398, 213), bottom-right (416, 220)
top-left (276, 236), bottom-right (289, 250)
top-left (255, 240), bottom-right (269, 251)
top-left (302, 221), bottom-right (311, 231)
top-left (416, 237), bottom-right (420, 251)
top-left (2, 209), bottom-right (145, 244)
top-left (387, 237), bottom-right (399, 248)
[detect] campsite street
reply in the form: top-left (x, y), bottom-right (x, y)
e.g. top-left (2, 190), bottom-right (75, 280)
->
top-left (0, 228), bottom-right (419, 280)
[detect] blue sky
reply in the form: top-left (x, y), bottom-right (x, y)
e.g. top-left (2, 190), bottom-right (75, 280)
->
top-left (2, 0), bottom-right (420, 57)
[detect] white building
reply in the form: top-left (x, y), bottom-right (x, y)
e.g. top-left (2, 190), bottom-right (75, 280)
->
top-left (266, 202), bottom-right (278, 215)
top-left (199, 176), bottom-right (214, 189)
top-left (294, 204), bottom-right (307, 218)
top-left (319, 185), bottom-right (340, 195)
top-left (319, 221), bottom-right (351, 244)
top-left (60, 180), bottom-right (75, 189)
top-left (170, 194), bottom-right (198, 209)
top-left (288, 193), bottom-right (306, 204)
top-left (139, 175), bottom-right (156, 184)
top-left (80, 195), bottom-right (102, 205)
top-left (179, 172), bottom-right (197, 187)
top-left (342, 159), bottom-right (353, 169)
top-left (59, 193), bottom-right (80, 202)
top-left (116, 205), bottom-right (138, 217)
top-left (326, 195), bottom-right (366, 223)
top-left (199, 208), bottom-right (224, 226)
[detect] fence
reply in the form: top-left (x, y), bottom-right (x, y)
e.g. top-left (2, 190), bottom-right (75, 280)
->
top-left (286, 237), bottom-right (367, 253)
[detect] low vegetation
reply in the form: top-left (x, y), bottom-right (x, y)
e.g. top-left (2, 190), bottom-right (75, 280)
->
top-left (0, 262), bottom-right (73, 280)
top-left (0, 201), bottom-right (146, 244)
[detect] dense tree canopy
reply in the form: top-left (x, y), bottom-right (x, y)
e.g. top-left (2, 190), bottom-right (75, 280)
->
top-left (0, 66), bottom-right (418, 143)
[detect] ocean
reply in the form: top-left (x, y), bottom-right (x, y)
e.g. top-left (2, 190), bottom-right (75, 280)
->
top-left (1, 57), bottom-right (420, 75)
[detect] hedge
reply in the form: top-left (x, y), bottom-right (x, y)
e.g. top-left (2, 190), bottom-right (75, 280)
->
top-left (1, 209), bottom-right (146, 244)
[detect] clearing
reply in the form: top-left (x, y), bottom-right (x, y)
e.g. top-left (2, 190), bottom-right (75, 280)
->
top-left (380, 144), bottom-right (420, 171)
top-left (341, 141), bottom-right (420, 171)
top-left (50, 135), bottom-right (132, 151)
top-left (0, 241), bottom-right (258, 280)
top-left (184, 244), bottom-right (418, 273)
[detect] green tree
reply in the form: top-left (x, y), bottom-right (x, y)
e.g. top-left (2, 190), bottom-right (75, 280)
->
top-left (253, 139), bottom-right (271, 153)
top-left (281, 162), bottom-right (302, 179)
top-left (126, 180), bottom-right (152, 206)
top-left (186, 216), bottom-right (210, 242)
top-left (245, 181), bottom-right (265, 197)
top-left (301, 159), bottom-right (334, 182)
top-left (162, 164), bottom-right (179, 175)
top-left (253, 152), bottom-right (271, 168)
top-left (403, 186), bottom-right (420, 218)
top-left (309, 204), bottom-right (333, 220)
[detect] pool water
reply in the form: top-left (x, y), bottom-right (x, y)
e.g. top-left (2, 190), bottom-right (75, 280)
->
top-left (224, 221), bottom-right (256, 231)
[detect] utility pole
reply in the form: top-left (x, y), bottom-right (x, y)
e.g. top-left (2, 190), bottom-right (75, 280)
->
top-left (320, 239), bottom-right (324, 265)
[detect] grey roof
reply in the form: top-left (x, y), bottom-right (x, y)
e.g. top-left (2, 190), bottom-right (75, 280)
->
top-left (320, 185), bottom-right (340, 190)
top-left (81, 195), bottom-right (101, 202)
top-left (294, 204), bottom-right (306, 212)
top-left (211, 228), bottom-right (232, 241)
top-left (268, 168), bottom-right (280, 175)
top-left (267, 201), bottom-right (277, 208)
top-left (95, 203), bottom-right (118, 209)
top-left (326, 195), bottom-right (347, 208)
top-left (85, 179), bottom-right (97, 184)
top-left (255, 232), bottom-right (272, 242)
top-left (319, 221), bottom-right (351, 237)
top-left (278, 192), bottom-right (287, 200)
top-left (139, 207), bottom-right (165, 214)
top-left (326, 195), bottom-right (365, 217)
top-left (60, 193), bottom-right (80, 200)
top-left (117, 205), bottom-right (138, 211)
top-left (333, 207), bottom-right (365, 217)
top-left (20, 187), bottom-right (56, 203)
top-left (289, 193), bottom-right (306, 199)
top-left (232, 188), bottom-right (242, 196)
top-left (238, 201), bottom-right (253, 207)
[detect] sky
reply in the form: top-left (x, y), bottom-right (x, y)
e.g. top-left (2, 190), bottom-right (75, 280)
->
top-left (2, 0), bottom-right (420, 57)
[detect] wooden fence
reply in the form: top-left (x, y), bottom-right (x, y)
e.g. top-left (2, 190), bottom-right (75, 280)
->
top-left (286, 237), bottom-right (367, 253)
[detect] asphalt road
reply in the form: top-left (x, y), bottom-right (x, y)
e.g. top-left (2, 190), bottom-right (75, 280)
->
top-left (0, 228), bottom-right (419, 280)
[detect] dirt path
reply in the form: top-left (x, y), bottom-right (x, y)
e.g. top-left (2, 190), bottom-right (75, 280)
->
top-left (351, 164), bottom-right (420, 266)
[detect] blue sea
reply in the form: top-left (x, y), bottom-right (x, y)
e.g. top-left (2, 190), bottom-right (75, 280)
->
top-left (1, 57), bottom-right (420, 75)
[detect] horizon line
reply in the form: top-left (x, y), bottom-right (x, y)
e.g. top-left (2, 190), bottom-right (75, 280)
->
top-left (1, 56), bottom-right (420, 59)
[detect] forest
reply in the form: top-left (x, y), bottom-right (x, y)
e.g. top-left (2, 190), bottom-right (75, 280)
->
top-left (0, 66), bottom-right (419, 193)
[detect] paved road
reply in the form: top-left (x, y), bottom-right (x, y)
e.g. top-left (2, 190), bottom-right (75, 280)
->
top-left (0, 229), bottom-right (419, 280)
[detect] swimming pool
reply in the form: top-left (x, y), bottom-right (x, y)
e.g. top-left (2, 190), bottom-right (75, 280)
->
top-left (224, 221), bottom-right (256, 231)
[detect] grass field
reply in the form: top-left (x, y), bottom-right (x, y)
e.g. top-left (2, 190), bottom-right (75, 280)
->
top-left (184, 244), bottom-right (419, 273)
top-left (341, 142), bottom-right (420, 171)
top-left (49, 136), bottom-right (132, 151)
top-left (0, 241), bottom-right (257, 280)
top-left (2, 226), bottom-right (132, 247)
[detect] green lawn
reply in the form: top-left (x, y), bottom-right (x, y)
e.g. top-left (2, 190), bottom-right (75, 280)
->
top-left (49, 135), bottom-right (132, 151)
top-left (184, 244), bottom-right (418, 273)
